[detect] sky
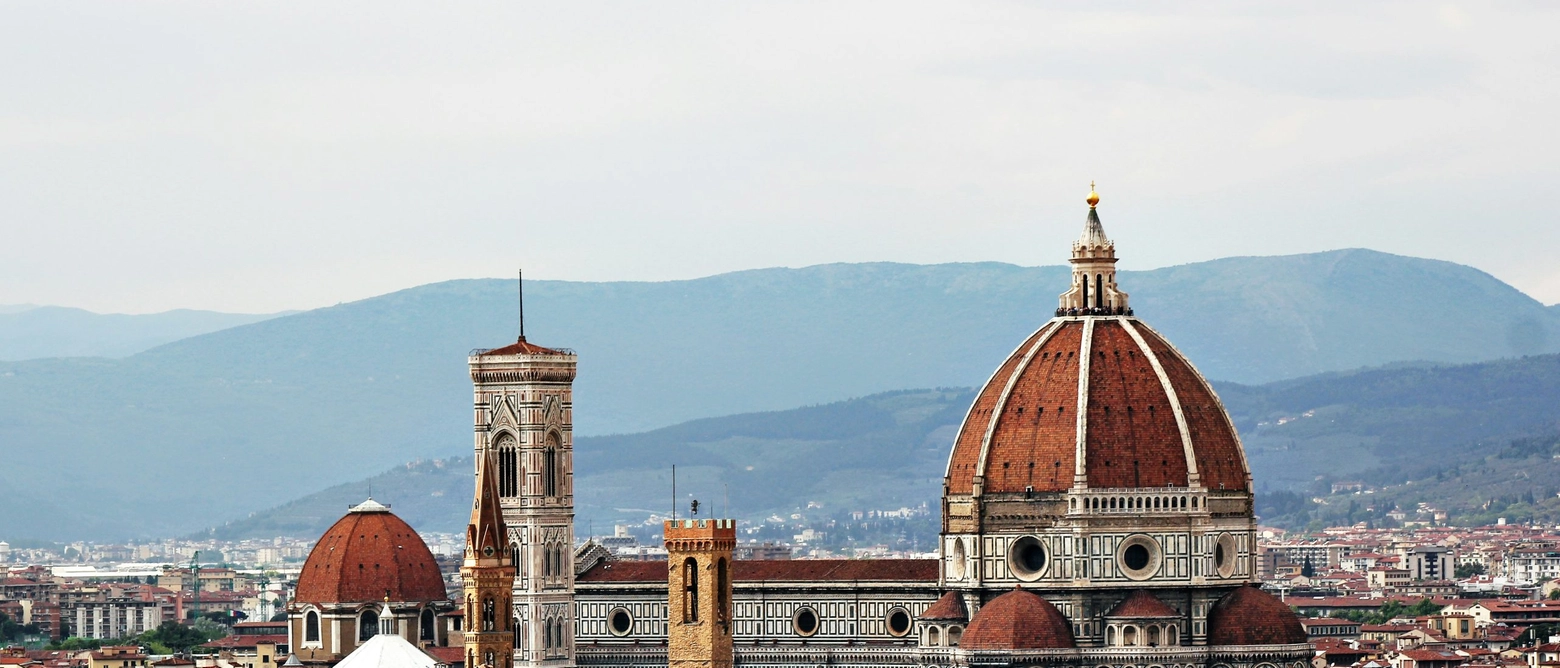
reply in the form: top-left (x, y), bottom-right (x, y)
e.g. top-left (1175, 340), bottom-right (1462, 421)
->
top-left (2, 2), bottom-right (1558, 314)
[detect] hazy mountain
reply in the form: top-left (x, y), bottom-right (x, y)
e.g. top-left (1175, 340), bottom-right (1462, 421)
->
top-left (216, 352), bottom-right (1560, 540)
top-left (0, 306), bottom-right (289, 360)
top-left (2, 250), bottom-right (1558, 540)
top-left (205, 389), bottom-right (970, 541)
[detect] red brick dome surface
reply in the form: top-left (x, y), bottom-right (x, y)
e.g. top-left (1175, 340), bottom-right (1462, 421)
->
top-left (960, 586), bottom-right (1075, 650)
top-left (919, 591), bottom-right (968, 622)
top-left (295, 500), bottom-right (448, 605)
top-left (1206, 585), bottom-right (1307, 646)
top-left (1105, 589), bottom-right (1180, 619)
top-left (946, 318), bottom-right (1248, 495)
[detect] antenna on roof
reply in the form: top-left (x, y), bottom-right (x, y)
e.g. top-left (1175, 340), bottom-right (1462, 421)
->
top-left (517, 268), bottom-right (526, 342)
top-left (671, 465), bottom-right (677, 523)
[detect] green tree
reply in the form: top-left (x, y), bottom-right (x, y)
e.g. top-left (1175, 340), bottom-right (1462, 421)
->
top-left (1456, 563), bottom-right (1486, 578)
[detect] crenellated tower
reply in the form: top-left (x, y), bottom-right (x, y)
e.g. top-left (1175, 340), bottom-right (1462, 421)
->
top-left (665, 518), bottom-right (735, 668)
top-left (464, 449), bottom-right (516, 668)
top-left (470, 333), bottom-right (578, 668)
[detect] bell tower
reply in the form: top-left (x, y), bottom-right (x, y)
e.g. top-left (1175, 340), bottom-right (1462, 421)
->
top-left (665, 517), bottom-right (735, 668)
top-left (464, 449), bottom-right (514, 668)
top-left (470, 331), bottom-right (578, 668)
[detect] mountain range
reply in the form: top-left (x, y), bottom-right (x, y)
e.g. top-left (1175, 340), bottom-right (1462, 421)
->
top-left (215, 351), bottom-right (1560, 540)
top-left (2, 249), bottom-right (1558, 540)
top-left (0, 306), bottom-right (287, 360)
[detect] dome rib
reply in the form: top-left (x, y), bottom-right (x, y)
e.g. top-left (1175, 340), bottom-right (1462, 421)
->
top-left (973, 320), bottom-right (1069, 489)
top-left (1119, 318), bottom-right (1200, 486)
top-left (1134, 321), bottom-right (1251, 491)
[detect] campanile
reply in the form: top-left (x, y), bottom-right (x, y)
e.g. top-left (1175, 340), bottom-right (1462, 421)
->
top-left (470, 334), bottom-right (578, 668)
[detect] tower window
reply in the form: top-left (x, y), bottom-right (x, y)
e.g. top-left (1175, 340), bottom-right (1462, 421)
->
top-left (420, 608), bottom-right (435, 641)
top-left (305, 611), bottom-right (320, 643)
top-left (682, 557), bottom-right (700, 623)
top-left (717, 558), bottom-right (730, 623)
top-left (543, 432), bottom-right (560, 497)
top-left (483, 596), bottom-right (496, 631)
top-left (496, 433), bottom-right (518, 498)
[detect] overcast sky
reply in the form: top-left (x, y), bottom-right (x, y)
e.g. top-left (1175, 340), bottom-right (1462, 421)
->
top-left (3, 2), bottom-right (1558, 313)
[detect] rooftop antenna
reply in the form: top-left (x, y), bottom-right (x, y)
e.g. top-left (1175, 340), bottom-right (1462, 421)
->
top-left (517, 268), bottom-right (526, 342)
top-left (671, 465), bottom-right (677, 522)
top-left (724, 483), bottom-right (730, 519)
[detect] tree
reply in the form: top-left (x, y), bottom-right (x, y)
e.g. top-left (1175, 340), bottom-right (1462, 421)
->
top-left (1456, 563), bottom-right (1486, 578)
top-left (138, 621), bottom-right (210, 652)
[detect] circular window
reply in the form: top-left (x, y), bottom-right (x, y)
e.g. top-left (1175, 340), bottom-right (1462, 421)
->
top-left (1214, 533), bottom-right (1238, 578)
top-left (1007, 536), bottom-right (1049, 581)
top-left (608, 607), bottom-right (633, 637)
top-left (886, 608), bottom-right (911, 637)
top-left (1116, 534), bottom-right (1162, 581)
top-left (483, 545), bottom-right (495, 557)
top-left (793, 607), bottom-right (820, 637)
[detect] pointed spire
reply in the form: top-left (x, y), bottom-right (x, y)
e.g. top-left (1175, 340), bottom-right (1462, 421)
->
top-left (467, 448), bottom-right (508, 561)
top-left (1057, 182), bottom-right (1129, 315)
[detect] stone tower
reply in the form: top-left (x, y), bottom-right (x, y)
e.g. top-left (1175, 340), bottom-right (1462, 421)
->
top-left (464, 450), bottom-right (515, 668)
top-left (664, 518), bottom-right (735, 668)
top-left (470, 335), bottom-right (578, 668)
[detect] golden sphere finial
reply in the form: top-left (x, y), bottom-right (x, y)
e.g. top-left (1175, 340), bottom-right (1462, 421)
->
top-left (1086, 181), bottom-right (1099, 208)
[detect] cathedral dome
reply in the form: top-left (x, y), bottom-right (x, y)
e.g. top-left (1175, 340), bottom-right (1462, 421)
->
top-left (944, 190), bottom-right (1248, 499)
top-left (295, 499), bottom-right (448, 605)
top-left (1205, 585), bottom-right (1307, 646)
top-left (959, 586), bottom-right (1075, 650)
top-left (945, 317), bottom-right (1248, 496)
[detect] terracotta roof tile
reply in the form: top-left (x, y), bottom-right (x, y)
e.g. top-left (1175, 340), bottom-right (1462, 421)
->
top-left (477, 338), bottom-right (567, 357)
top-left (1105, 589), bottom-right (1180, 618)
top-left (294, 504), bottom-right (448, 604)
top-left (919, 591), bottom-right (968, 622)
top-left (576, 558), bottom-right (936, 583)
top-left (1207, 585), bottom-right (1308, 646)
top-left (961, 586), bottom-right (1075, 650)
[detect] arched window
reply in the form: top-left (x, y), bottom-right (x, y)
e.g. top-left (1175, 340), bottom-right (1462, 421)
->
top-left (496, 433), bottom-right (518, 497)
top-left (716, 558), bottom-right (730, 622)
top-left (359, 610), bottom-right (379, 641)
top-left (928, 626), bottom-right (941, 646)
top-left (1123, 625), bottom-right (1138, 646)
top-left (514, 617), bottom-right (524, 648)
top-left (483, 597), bottom-right (496, 631)
top-left (947, 625), bottom-right (962, 646)
top-left (420, 608), bottom-right (435, 641)
top-left (1148, 625), bottom-right (1161, 646)
top-left (543, 432), bottom-right (560, 497)
top-left (305, 611), bottom-right (320, 642)
top-left (682, 557), bottom-right (700, 622)
top-left (1081, 275), bottom-right (1089, 309)
top-left (1095, 274), bottom-right (1103, 308)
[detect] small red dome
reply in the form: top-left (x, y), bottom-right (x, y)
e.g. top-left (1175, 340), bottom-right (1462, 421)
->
top-left (960, 586), bottom-right (1075, 650)
top-left (295, 500), bottom-right (448, 605)
top-left (1206, 585), bottom-right (1307, 646)
top-left (946, 318), bottom-right (1248, 496)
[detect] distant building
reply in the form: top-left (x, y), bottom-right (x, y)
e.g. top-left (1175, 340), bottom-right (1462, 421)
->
top-left (1406, 546), bottom-right (1453, 582)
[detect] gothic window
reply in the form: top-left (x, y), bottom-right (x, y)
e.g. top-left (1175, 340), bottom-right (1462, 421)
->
top-left (682, 557), bottom-right (700, 623)
top-left (514, 617), bottom-right (524, 648)
top-left (1095, 274), bottom-right (1104, 308)
top-left (485, 650), bottom-right (494, 667)
top-left (483, 597), bottom-right (496, 631)
top-left (543, 432), bottom-right (560, 497)
top-left (305, 611), bottom-right (320, 642)
top-left (499, 433), bottom-right (519, 498)
top-left (359, 610), bottom-right (379, 641)
top-left (420, 608), bottom-right (435, 641)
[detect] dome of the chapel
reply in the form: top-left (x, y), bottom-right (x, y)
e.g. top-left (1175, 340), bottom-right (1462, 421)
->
top-left (959, 586), bottom-right (1075, 650)
top-left (295, 499), bottom-right (448, 605)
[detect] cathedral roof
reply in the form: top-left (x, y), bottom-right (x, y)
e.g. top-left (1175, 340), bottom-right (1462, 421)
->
top-left (919, 591), bottom-right (968, 622)
top-left (1105, 589), bottom-right (1180, 618)
top-left (575, 558), bottom-right (936, 583)
top-left (1206, 584), bottom-right (1308, 646)
top-left (294, 500), bottom-right (447, 605)
top-left (960, 586), bottom-right (1075, 650)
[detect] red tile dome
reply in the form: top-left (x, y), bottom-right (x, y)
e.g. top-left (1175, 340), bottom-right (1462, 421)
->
top-left (1206, 585), bottom-right (1307, 646)
top-left (945, 316), bottom-right (1248, 496)
top-left (960, 586), bottom-right (1075, 650)
top-left (295, 499), bottom-right (448, 605)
